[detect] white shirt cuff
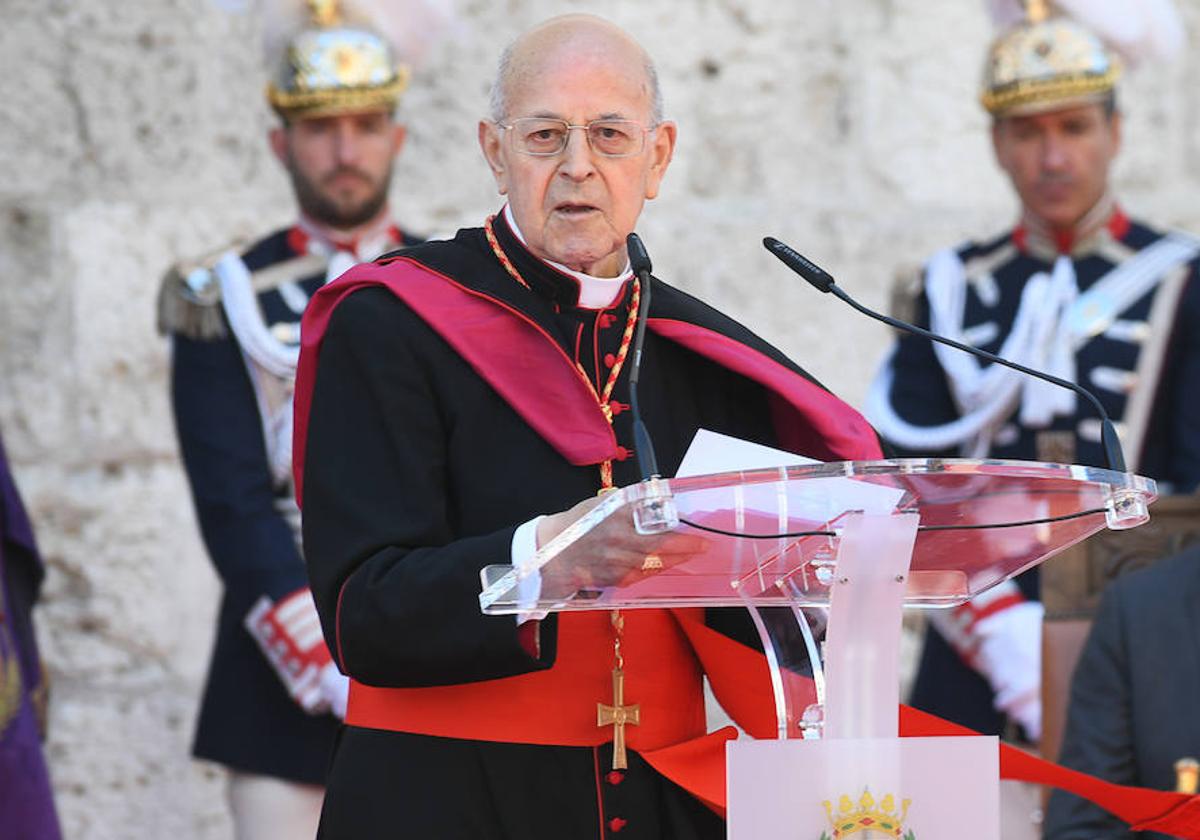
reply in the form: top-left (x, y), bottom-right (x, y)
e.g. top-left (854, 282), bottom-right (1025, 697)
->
top-left (512, 516), bottom-right (547, 623)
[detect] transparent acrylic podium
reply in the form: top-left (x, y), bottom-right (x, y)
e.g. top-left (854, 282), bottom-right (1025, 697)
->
top-left (479, 459), bottom-right (1156, 838)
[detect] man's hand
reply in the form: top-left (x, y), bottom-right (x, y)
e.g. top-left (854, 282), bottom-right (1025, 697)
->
top-left (534, 494), bottom-right (708, 597)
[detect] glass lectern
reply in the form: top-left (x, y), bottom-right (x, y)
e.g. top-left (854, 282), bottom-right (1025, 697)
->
top-left (479, 459), bottom-right (1155, 838)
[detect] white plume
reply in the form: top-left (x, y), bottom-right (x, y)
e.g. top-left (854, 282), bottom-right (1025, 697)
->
top-left (984, 0), bottom-right (1187, 67)
top-left (352, 0), bottom-right (460, 66)
top-left (257, 0), bottom-right (459, 70)
top-left (1053, 0), bottom-right (1185, 65)
top-left (985, 0), bottom-right (1027, 31)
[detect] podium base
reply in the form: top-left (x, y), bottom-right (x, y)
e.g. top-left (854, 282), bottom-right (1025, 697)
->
top-left (726, 736), bottom-right (999, 839)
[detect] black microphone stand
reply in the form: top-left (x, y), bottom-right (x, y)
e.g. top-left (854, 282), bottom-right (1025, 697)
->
top-left (624, 233), bottom-right (678, 533)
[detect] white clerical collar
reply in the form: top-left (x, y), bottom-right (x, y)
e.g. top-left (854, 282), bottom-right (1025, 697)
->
top-left (503, 204), bottom-right (632, 309)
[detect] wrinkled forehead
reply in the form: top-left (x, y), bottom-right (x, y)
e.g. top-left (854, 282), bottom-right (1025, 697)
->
top-left (505, 35), bottom-right (654, 121)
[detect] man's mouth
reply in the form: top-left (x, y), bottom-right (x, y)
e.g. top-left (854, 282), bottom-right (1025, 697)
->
top-left (553, 202), bottom-right (599, 216)
top-left (1037, 180), bottom-right (1073, 200)
top-left (326, 169), bottom-right (371, 188)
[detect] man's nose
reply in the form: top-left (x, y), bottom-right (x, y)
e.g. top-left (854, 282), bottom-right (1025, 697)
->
top-left (1041, 136), bottom-right (1069, 171)
top-left (333, 123), bottom-right (362, 165)
top-left (557, 127), bottom-right (597, 180)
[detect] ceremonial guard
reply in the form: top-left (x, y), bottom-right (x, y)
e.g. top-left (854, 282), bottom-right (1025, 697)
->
top-left (866, 0), bottom-right (1200, 744)
top-left (0, 432), bottom-right (62, 839)
top-left (158, 1), bottom-right (420, 835)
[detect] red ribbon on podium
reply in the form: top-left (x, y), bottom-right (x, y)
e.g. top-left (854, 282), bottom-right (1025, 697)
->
top-left (673, 612), bottom-right (1200, 837)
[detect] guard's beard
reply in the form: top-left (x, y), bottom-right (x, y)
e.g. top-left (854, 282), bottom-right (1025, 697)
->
top-left (290, 162), bottom-right (393, 230)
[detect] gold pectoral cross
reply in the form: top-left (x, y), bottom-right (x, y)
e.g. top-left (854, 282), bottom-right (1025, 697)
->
top-left (597, 666), bottom-right (640, 770)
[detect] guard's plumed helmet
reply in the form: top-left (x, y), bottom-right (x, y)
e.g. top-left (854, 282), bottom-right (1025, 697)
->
top-left (266, 0), bottom-right (409, 119)
top-left (980, 0), bottom-right (1119, 117)
top-left (979, 0), bottom-right (1186, 118)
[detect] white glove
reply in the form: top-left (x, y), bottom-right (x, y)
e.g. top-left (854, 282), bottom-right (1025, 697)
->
top-left (245, 588), bottom-right (340, 716)
top-left (928, 581), bottom-right (1043, 741)
top-left (319, 662), bottom-right (350, 720)
top-left (973, 601), bottom-right (1044, 741)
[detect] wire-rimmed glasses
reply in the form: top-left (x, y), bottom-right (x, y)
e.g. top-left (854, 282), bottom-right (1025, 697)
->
top-left (497, 117), bottom-right (654, 158)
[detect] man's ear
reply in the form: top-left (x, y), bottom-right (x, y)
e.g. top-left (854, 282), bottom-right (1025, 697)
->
top-left (989, 120), bottom-right (1008, 172)
top-left (391, 123), bottom-right (408, 158)
top-left (478, 120), bottom-right (509, 195)
top-left (643, 120), bottom-right (677, 201)
top-left (269, 125), bottom-right (290, 166)
top-left (1108, 110), bottom-right (1123, 159)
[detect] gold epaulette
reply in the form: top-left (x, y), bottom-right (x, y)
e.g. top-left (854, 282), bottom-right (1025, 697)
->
top-left (888, 265), bottom-right (925, 331)
top-left (156, 247), bottom-right (233, 340)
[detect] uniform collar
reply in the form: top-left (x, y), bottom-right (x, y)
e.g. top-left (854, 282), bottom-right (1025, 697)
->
top-left (288, 211), bottom-right (404, 262)
top-left (1013, 193), bottom-right (1129, 260)
top-left (500, 204), bottom-right (632, 310)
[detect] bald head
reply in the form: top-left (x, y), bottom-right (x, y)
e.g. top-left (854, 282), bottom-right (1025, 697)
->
top-left (477, 14), bottom-right (677, 277)
top-left (488, 15), bottom-right (663, 125)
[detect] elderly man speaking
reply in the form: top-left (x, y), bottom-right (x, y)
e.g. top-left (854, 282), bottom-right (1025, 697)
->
top-left (294, 14), bottom-right (880, 839)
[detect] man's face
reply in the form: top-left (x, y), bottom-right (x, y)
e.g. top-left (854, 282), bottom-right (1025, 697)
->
top-left (478, 51), bottom-right (676, 277)
top-left (992, 103), bottom-right (1121, 232)
top-left (270, 109), bottom-right (406, 229)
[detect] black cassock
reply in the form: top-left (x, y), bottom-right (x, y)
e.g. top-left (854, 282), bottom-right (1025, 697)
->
top-left (299, 213), bottom-right (875, 839)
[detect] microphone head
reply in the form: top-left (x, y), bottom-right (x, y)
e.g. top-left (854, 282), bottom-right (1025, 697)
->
top-left (626, 232), bottom-right (653, 277)
top-left (763, 236), bottom-right (836, 293)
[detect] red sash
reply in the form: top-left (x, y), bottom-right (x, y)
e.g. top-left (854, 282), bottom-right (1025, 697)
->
top-left (347, 609), bottom-right (706, 752)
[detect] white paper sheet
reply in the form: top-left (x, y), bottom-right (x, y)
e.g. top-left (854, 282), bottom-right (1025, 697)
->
top-left (675, 429), bottom-right (904, 518)
top-left (676, 429), bottom-right (820, 477)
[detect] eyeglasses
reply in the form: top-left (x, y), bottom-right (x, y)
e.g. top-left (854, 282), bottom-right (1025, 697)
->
top-left (497, 117), bottom-right (654, 158)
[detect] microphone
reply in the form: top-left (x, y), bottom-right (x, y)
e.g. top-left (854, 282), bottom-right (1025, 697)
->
top-left (625, 232), bottom-right (661, 481)
top-left (762, 236), bottom-right (1128, 473)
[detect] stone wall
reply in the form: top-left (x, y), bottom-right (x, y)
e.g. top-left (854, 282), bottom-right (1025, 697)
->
top-left (2, 1), bottom-right (1198, 836)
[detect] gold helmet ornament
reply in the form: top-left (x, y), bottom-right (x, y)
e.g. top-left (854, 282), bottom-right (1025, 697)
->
top-left (980, 0), bottom-right (1186, 117)
top-left (980, 0), bottom-right (1119, 117)
top-left (265, 0), bottom-right (410, 119)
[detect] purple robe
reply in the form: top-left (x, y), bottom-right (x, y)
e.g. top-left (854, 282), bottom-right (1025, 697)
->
top-left (0, 433), bottom-right (62, 839)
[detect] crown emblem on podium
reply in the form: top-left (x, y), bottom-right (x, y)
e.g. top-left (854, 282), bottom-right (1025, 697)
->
top-left (821, 789), bottom-right (914, 839)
